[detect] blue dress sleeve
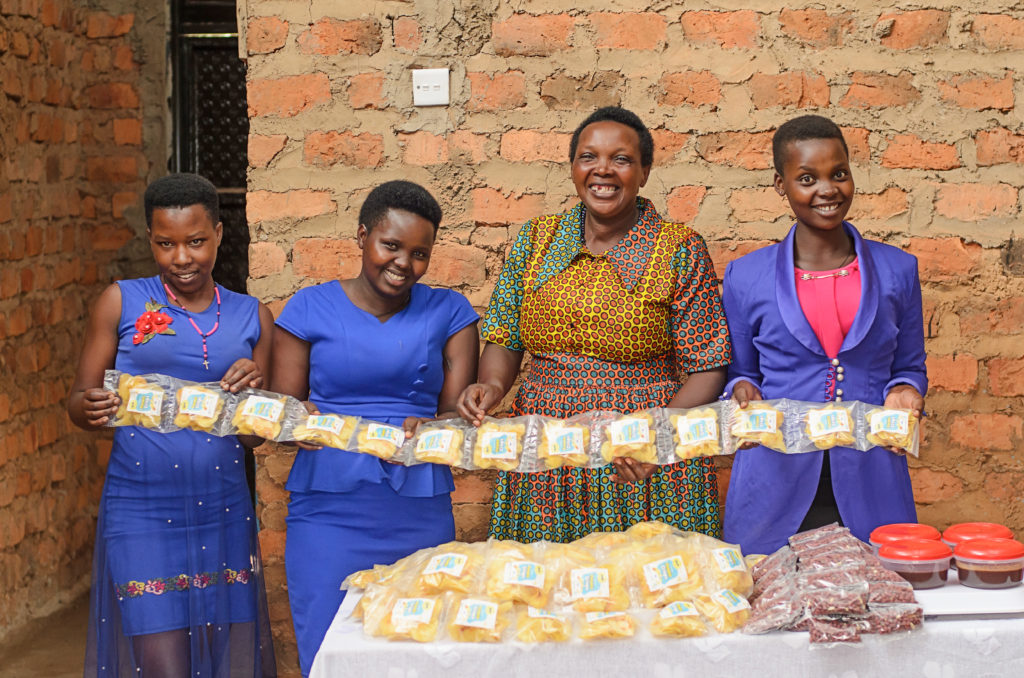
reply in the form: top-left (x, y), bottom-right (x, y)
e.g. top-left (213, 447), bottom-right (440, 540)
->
top-left (722, 260), bottom-right (764, 395)
top-left (444, 289), bottom-right (480, 338)
top-left (275, 287), bottom-right (313, 341)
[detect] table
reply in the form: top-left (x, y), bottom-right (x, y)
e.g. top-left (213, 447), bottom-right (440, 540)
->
top-left (310, 595), bottom-right (1024, 678)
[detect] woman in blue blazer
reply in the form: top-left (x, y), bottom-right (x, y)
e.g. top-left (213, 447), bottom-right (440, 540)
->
top-left (722, 115), bottom-right (927, 555)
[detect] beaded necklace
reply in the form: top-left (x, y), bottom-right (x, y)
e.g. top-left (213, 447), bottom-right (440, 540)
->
top-left (163, 281), bottom-right (221, 370)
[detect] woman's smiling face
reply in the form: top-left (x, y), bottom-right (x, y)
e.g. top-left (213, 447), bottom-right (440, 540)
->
top-left (357, 208), bottom-right (435, 301)
top-left (571, 120), bottom-right (651, 226)
top-left (774, 137), bottom-right (854, 234)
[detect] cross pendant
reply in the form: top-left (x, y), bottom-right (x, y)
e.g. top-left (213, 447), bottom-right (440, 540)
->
top-left (203, 359), bottom-right (209, 370)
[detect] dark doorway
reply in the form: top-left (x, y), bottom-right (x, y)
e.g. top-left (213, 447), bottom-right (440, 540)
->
top-left (170, 0), bottom-right (249, 295)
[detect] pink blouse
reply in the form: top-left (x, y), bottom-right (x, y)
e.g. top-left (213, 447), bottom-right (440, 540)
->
top-left (794, 259), bottom-right (861, 359)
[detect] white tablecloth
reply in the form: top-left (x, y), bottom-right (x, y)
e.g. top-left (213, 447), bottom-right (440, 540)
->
top-left (310, 596), bottom-right (1024, 678)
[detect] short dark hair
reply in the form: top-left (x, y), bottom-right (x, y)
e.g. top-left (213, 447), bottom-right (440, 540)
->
top-left (358, 180), bottom-right (443, 232)
top-left (772, 115), bottom-right (850, 175)
top-left (144, 174), bottom-right (220, 228)
top-left (569, 106), bottom-right (654, 167)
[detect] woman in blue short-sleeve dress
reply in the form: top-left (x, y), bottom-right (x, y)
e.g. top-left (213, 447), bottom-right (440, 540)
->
top-left (272, 181), bottom-right (479, 676)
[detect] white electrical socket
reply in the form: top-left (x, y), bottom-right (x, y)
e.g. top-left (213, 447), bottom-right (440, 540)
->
top-left (412, 68), bottom-right (449, 106)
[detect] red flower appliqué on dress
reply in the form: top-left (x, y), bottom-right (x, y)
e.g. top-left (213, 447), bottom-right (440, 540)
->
top-left (132, 298), bottom-right (176, 345)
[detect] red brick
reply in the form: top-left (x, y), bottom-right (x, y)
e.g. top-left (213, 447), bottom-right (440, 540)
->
top-left (881, 134), bottom-right (960, 170)
top-left (951, 413), bottom-right (1022, 451)
top-left (651, 130), bottom-right (690, 164)
top-left (248, 134), bottom-right (287, 168)
top-left (779, 9), bottom-right (854, 47)
top-left (398, 131), bottom-right (448, 166)
top-left (247, 16), bottom-right (288, 55)
top-left (658, 71), bottom-right (721, 107)
top-left (85, 82), bottom-right (139, 109)
top-left (449, 131), bottom-right (489, 164)
top-left (976, 128), bottom-right (1024, 166)
top-left (112, 45), bottom-right (134, 70)
top-left (590, 12), bottom-right (665, 49)
top-left (111, 191), bottom-right (136, 219)
top-left (840, 127), bottom-right (870, 163)
top-left (972, 15), bottom-right (1024, 50)
top-left (422, 243), bottom-right (487, 287)
top-left (905, 237), bottom-right (982, 282)
top-left (984, 471), bottom-right (1024, 502)
top-left (749, 72), bottom-right (829, 109)
top-left (297, 17), bottom-right (382, 56)
top-left (697, 131), bottom-right (773, 170)
top-left (987, 358), bottom-right (1024, 397)
top-left (451, 472), bottom-right (494, 504)
top-left (292, 237), bottom-right (360, 279)
top-left (393, 17), bottom-right (421, 51)
top-left (909, 468), bottom-right (964, 504)
top-left (247, 190), bottom-right (336, 224)
top-left (876, 10), bottom-right (949, 49)
top-left (665, 186), bottom-right (706, 225)
top-left (85, 12), bottom-right (133, 38)
top-left (249, 242), bottom-right (287, 279)
top-left (471, 188), bottom-right (544, 225)
top-left (729, 188), bottom-right (789, 223)
top-left (927, 354), bottom-right (978, 393)
top-left (493, 14), bottom-right (574, 56)
top-left (112, 118), bottom-right (141, 146)
top-left (2, 67), bottom-right (22, 99)
top-left (247, 74), bottom-right (331, 118)
top-left (0, 194), bottom-right (11, 224)
top-left (258, 530), bottom-right (286, 561)
top-left (347, 72), bottom-right (385, 110)
top-left (840, 72), bottom-right (920, 109)
top-left (681, 10), bottom-right (759, 48)
top-left (303, 130), bottom-right (383, 168)
top-left (848, 188), bottom-right (908, 221)
top-left (85, 156), bottom-right (136, 183)
top-left (500, 130), bottom-right (570, 163)
top-left (467, 71), bottom-right (526, 112)
top-left (988, 298), bottom-right (1024, 335)
top-left (935, 183), bottom-right (1017, 222)
top-left (938, 73), bottom-right (1014, 111)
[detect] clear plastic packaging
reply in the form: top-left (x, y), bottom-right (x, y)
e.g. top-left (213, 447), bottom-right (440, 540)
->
top-left (728, 400), bottom-right (787, 453)
top-left (106, 371), bottom-right (176, 430)
top-left (470, 417), bottom-right (530, 471)
top-left (802, 402), bottom-right (857, 450)
top-left (363, 587), bottom-right (443, 642)
top-left (354, 420), bottom-right (406, 461)
top-left (484, 540), bottom-right (551, 607)
top-left (173, 383), bottom-right (229, 434)
top-left (536, 415), bottom-right (593, 469)
top-left (628, 536), bottom-right (704, 608)
top-left (578, 610), bottom-right (636, 640)
top-left (694, 589), bottom-right (751, 633)
top-left (865, 407), bottom-right (919, 456)
top-left (598, 410), bottom-right (661, 464)
top-left (514, 606), bottom-right (572, 642)
top-left (445, 595), bottom-right (512, 643)
top-left (666, 405), bottom-right (728, 459)
top-left (649, 601), bottom-right (708, 637)
top-left (292, 413), bottom-right (359, 449)
top-left (408, 418), bottom-right (470, 467)
top-left (415, 542), bottom-right (485, 595)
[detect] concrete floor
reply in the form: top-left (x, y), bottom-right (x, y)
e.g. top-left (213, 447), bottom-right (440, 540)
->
top-left (0, 594), bottom-right (88, 678)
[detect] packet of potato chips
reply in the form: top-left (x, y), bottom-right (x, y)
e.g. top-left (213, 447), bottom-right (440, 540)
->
top-left (291, 413), bottom-right (359, 449)
top-left (598, 410), bottom-right (660, 464)
top-left (228, 389), bottom-right (307, 441)
top-left (484, 540), bottom-right (551, 608)
top-left (409, 419), bottom-right (468, 466)
top-left (803, 403), bottom-right (857, 451)
top-left (865, 407), bottom-right (919, 457)
top-left (515, 606), bottom-right (572, 642)
top-left (362, 587), bottom-right (443, 642)
top-left (173, 383), bottom-right (228, 434)
top-left (445, 595), bottom-right (512, 643)
top-left (415, 542), bottom-right (485, 595)
top-left (729, 400), bottom-right (787, 453)
top-left (537, 415), bottom-right (592, 469)
top-left (578, 610), bottom-right (636, 640)
top-left (667, 406), bottom-right (725, 459)
top-left (694, 589), bottom-right (751, 633)
top-left (354, 420), bottom-right (406, 460)
top-left (104, 371), bottom-right (175, 431)
top-left (470, 417), bottom-right (531, 471)
top-left (650, 600), bottom-right (708, 638)
top-left (628, 536), bottom-right (704, 608)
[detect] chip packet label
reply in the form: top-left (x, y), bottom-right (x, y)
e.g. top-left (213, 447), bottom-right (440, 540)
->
top-left (643, 556), bottom-right (688, 592)
top-left (712, 548), bottom-right (746, 573)
top-left (241, 396), bottom-right (284, 422)
top-left (807, 409), bottom-right (851, 437)
top-left (126, 388), bottom-right (163, 415)
top-left (417, 429), bottom-right (454, 454)
top-left (571, 568), bottom-right (610, 600)
top-left (391, 598), bottom-right (435, 630)
top-left (306, 414), bottom-right (344, 435)
top-left (527, 607), bottom-right (564, 620)
top-left (608, 418), bottom-right (650, 445)
top-left (422, 553), bottom-right (468, 577)
top-left (548, 427), bottom-right (585, 456)
top-left (455, 599), bottom-right (498, 630)
top-left (480, 431), bottom-right (518, 460)
top-left (179, 387), bottom-right (218, 418)
top-left (678, 416), bottom-right (717, 445)
top-left (712, 589), bottom-right (751, 613)
top-left (367, 423), bottom-right (404, 446)
top-left (503, 561), bottom-right (545, 589)
top-left (870, 410), bottom-right (909, 436)
top-left (736, 410), bottom-right (777, 434)
top-left (660, 601), bottom-right (699, 619)
top-left (585, 611), bottom-right (626, 623)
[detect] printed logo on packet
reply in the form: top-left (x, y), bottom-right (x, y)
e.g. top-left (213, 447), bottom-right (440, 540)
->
top-left (712, 589), bottom-right (751, 613)
top-left (679, 416), bottom-right (716, 445)
top-left (738, 410), bottom-right (776, 434)
top-left (126, 388), bottom-right (163, 415)
top-left (422, 553), bottom-right (468, 577)
top-left (367, 423), bottom-right (403, 445)
top-left (527, 607), bottom-right (563, 620)
top-left (660, 601), bottom-right (698, 618)
top-left (417, 429), bottom-right (454, 453)
top-left (870, 410), bottom-right (909, 436)
top-left (480, 431), bottom-right (518, 460)
top-left (503, 561), bottom-right (545, 588)
top-left (455, 599), bottom-right (498, 630)
top-left (179, 387), bottom-right (218, 418)
top-left (548, 427), bottom-right (584, 456)
top-left (307, 414), bottom-right (344, 435)
top-left (609, 418), bottom-right (650, 445)
top-left (807, 409), bottom-right (851, 437)
top-left (391, 598), bottom-right (435, 630)
top-left (571, 567), bottom-right (610, 599)
top-left (241, 396), bottom-right (284, 422)
top-left (642, 555), bottom-right (688, 592)
top-left (712, 548), bottom-right (745, 573)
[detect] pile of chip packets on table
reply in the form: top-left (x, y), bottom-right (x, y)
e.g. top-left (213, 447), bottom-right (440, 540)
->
top-left (744, 524), bottom-right (924, 644)
top-left (342, 521), bottom-right (757, 643)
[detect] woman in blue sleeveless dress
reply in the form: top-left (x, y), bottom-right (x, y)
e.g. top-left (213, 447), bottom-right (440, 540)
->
top-left (68, 175), bottom-right (277, 678)
top-left (272, 181), bottom-right (479, 676)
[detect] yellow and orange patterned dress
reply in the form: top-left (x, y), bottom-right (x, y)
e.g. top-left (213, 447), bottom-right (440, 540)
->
top-left (482, 197), bottom-right (731, 542)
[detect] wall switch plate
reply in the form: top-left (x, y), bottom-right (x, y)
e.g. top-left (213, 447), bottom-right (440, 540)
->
top-left (412, 68), bottom-right (449, 106)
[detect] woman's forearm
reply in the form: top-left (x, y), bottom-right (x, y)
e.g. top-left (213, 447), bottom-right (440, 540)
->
top-left (667, 366), bottom-right (727, 409)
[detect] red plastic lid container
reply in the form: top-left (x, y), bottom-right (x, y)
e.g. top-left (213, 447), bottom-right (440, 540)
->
top-left (879, 538), bottom-right (952, 561)
top-left (954, 538), bottom-right (1024, 561)
top-left (870, 523), bottom-right (941, 549)
top-left (942, 522), bottom-right (1014, 549)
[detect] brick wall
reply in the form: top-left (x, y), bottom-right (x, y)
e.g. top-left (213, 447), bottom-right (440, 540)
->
top-left (243, 3), bottom-right (1024, 674)
top-left (0, 0), bottom-right (164, 640)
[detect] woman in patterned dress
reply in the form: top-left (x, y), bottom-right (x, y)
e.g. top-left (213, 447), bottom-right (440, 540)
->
top-left (457, 107), bottom-right (732, 543)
